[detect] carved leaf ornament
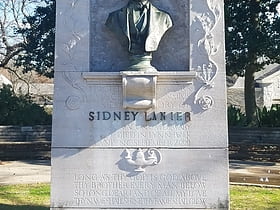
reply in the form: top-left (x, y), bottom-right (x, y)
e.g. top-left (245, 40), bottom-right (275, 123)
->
top-left (194, 0), bottom-right (221, 111)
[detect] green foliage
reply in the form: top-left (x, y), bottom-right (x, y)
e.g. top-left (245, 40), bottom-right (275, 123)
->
top-left (257, 105), bottom-right (280, 127)
top-left (225, 0), bottom-right (280, 124)
top-left (15, 0), bottom-right (55, 78)
top-left (0, 85), bottom-right (52, 126)
top-left (228, 105), bottom-right (247, 126)
top-left (228, 105), bottom-right (280, 127)
top-left (225, 0), bottom-right (280, 76)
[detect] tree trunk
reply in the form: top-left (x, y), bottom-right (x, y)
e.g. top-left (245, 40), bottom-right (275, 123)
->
top-left (244, 64), bottom-right (257, 125)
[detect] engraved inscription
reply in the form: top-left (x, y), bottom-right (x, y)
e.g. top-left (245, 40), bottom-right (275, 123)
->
top-left (88, 110), bottom-right (191, 147)
top-left (73, 173), bottom-right (207, 207)
top-left (92, 125), bottom-right (190, 147)
top-left (89, 111), bottom-right (191, 122)
top-left (157, 86), bottom-right (193, 109)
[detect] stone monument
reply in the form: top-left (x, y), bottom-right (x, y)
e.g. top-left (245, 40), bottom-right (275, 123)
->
top-left (51, 0), bottom-right (229, 209)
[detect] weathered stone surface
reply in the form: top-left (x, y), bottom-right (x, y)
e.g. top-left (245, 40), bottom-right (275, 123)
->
top-left (90, 0), bottom-right (189, 72)
top-left (51, 148), bottom-right (229, 209)
top-left (52, 0), bottom-right (229, 209)
top-left (52, 72), bottom-right (227, 148)
top-left (55, 0), bottom-right (90, 72)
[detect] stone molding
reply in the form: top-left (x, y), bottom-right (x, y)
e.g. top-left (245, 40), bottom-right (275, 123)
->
top-left (82, 71), bottom-right (196, 85)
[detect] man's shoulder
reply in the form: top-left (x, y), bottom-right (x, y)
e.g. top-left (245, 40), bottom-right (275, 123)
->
top-left (150, 4), bottom-right (172, 23)
top-left (150, 3), bottom-right (171, 18)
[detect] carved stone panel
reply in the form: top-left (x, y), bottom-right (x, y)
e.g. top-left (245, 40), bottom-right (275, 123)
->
top-left (190, 0), bottom-right (226, 112)
top-left (51, 148), bottom-right (229, 209)
top-left (52, 72), bottom-right (227, 148)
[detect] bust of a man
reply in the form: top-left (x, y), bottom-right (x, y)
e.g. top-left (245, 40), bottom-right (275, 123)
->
top-left (106, 0), bottom-right (173, 72)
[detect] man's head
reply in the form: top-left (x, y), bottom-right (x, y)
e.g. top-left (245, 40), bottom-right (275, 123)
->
top-left (129, 0), bottom-right (149, 7)
top-left (131, 0), bottom-right (149, 3)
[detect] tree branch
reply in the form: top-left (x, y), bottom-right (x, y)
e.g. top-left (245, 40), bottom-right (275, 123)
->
top-left (0, 45), bottom-right (24, 68)
top-left (0, 20), bottom-right (10, 48)
top-left (21, 0), bottom-right (29, 19)
top-left (11, 0), bottom-right (26, 42)
top-left (3, 66), bottom-right (30, 95)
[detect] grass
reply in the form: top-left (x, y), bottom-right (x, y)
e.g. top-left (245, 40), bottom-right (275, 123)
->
top-left (0, 184), bottom-right (279, 209)
top-left (230, 185), bottom-right (280, 210)
top-left (0, 184), bottom-right (49, 210)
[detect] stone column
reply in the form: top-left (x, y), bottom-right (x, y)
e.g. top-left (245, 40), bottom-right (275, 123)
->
top-left (51, 0), bottom-right (229, 209)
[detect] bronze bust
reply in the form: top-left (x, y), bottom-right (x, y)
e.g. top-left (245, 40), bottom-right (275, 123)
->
top-left (106, 0), bottom-right (173, 72)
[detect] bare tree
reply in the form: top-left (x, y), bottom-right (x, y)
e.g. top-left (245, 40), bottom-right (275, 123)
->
top-left (0, 0), bottom-right (40, 91)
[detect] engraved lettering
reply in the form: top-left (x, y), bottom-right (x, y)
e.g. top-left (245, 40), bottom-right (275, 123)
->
top-left (88, 111), bottom-right (191, 122)
top-left (124, 111), bottom-right (130, 120)
top-left (145, 112), bottom-right (151, 121)
top-left (114, 112), bottom-right (121, 120)
top-left (89, 112), bottom-right (95, 121)
top-left (170, 112), bottom-right (174, 120)
top-left (73, 173), bottom-right (208, 207)
top-left (131, 112), bottom-right (139, 120)
top-left (160, 112), bottom-right (166, 120)
top-left (185, 112), bottom-right (191, 122)
top-left (103, 112), bottom-right (111, 120)
top-left (177, 112), bottom-right (183, 121)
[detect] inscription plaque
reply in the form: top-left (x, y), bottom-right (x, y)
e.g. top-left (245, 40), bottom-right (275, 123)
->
top-left (52, 72), bottom-right (227, 148)
top-left (73, 173), bottom-right (207, 206)
top-left (87, 110), bottom-right (191, 147)
top-left (51, 148), bottom-right (229, 209)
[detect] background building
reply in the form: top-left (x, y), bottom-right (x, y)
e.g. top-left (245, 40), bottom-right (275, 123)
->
top-left (228, 64), bottom-right (280, 111)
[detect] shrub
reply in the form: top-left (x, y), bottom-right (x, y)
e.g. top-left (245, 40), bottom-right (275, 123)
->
top-left (0, 85), bottom-right (52, 125)
top-left (257, 105), bottom-right (280, 127)
top-left (228, 104), bottom-right (280, 127)
top-left (228, 105), bottom-right (247, 126)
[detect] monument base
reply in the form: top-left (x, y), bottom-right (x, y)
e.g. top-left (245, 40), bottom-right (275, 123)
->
top-left (51, 148), bottom-right (228, 209)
